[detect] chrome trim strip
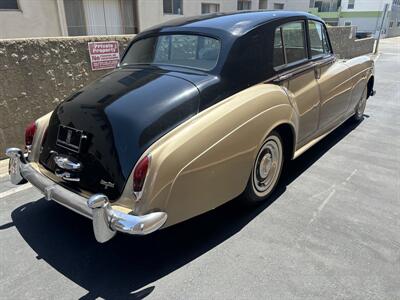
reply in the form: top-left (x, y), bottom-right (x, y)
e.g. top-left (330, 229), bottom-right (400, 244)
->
top-left (54, 169), bottom-right (81, 182)
top-left (5, 148), bottom-right (168, 243)
top-left (269, 55), bottom-right (336, 83)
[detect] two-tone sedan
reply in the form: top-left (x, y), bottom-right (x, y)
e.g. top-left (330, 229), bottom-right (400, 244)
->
top-left (6, 11), bottom-right (375, 242)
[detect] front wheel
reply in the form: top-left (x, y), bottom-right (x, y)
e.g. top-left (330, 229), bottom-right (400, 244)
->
top-left (242, 131), bottom-right (284, 204)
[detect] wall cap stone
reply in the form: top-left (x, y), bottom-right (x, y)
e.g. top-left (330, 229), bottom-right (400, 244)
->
top-left (0, 35), bottom-right (135, 43)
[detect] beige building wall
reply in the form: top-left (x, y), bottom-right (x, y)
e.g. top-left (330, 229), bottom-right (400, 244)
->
top-left (0, 0), bottom-right (63, 39)
top-left (0, 0), bottom-right (311, 38)
top-left (137, 0), bottom-right (239, 31)
top-left (137, 0), bottom-right (309, 31)
top-left (257, 0), bottom-right (310, 10)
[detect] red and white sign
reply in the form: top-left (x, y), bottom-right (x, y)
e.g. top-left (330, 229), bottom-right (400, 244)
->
top-left (88, 41), bottom-right (120, 71)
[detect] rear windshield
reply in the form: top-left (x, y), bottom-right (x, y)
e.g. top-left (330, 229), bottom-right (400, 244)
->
top-left (121, 34), bottom-right (221, 71)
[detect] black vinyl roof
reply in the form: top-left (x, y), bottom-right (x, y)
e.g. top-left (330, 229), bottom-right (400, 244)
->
top-left (144, 10), bottom-right (323, 36)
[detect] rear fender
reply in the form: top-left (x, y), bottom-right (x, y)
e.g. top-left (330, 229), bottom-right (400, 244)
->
top-left (132, 84), bottom-right (296, 227)
top-left (28, 111), bottom-right (53, 162)
top-left (345, 56), bottom-right (374, 113)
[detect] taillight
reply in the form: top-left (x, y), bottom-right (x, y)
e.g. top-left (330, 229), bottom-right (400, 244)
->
top-left (25, 121), bottom-right (36, 146)
top-left (133, 156), bottom-right (150, 192)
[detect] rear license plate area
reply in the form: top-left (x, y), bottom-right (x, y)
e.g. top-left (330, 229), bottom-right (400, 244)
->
top-left (56, 125), bottom-right (83, 153)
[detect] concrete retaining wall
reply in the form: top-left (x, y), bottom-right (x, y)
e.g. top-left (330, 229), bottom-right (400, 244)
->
top-left (328, 26), bottom-right (375, 59)
top-left (0, 27), bottom-right (374, 158)
top-left (0, 35), bottom-right (132, 157)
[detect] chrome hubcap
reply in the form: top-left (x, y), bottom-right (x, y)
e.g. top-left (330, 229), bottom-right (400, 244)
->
top-left (252, 136), bottom-right (283, 197)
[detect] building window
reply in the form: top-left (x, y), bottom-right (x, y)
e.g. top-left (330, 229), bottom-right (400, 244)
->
top-left (64, 0), bottom-right (138, 36)
top-left (259, 0), bottom-right (268, 9)
top-left (201, 3), bottom-right (220, 14)
top-left (163, 0), bottom-right (183, 15)
top-left (397, 21), bottom-right (400, 27)
top-left (389, 21), bottom-right (394, 28)
top-left (312, 0), bottom-right (341, 12)
top-left (344, 21), bottom-right (352, 26)
top-left (0, 0), bottom-right (19, 10)
top-left (273, 3), bottom-right (284, 10)
top-left (348, 0), bottom-right (355, 9)
top-left (238, 0), bottom-right (251, 10)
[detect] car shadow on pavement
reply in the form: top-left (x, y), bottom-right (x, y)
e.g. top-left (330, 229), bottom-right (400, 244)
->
top-left (10, 118), bottom-right (361, 299)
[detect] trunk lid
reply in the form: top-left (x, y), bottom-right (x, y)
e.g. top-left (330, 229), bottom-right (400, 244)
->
top-left (39, 67), bottom-right (201, 200)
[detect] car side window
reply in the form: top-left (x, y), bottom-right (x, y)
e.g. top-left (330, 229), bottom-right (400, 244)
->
top-left (281, 21), bottom-right (307, 64)
top-left (321, 25), bottom-right (332, 54)
top-left (272, 21), bottom-right (307, 68)
top-left (273, 28), bottom-right (285, 67)
top-left (309, 21), bottom-right (332, 57)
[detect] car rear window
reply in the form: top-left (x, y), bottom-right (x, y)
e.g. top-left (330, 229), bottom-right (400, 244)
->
top-left (122, 34), bottom-right (221, 71)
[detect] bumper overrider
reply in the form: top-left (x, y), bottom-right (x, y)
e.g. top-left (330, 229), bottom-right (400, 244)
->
top-left (5, 147), bottom-right (167, 243)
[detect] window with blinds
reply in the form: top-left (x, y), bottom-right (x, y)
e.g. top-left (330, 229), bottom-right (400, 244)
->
top-left (64, 0), bottom-right (138, 36)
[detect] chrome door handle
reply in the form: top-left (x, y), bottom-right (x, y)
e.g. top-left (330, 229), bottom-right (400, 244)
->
top-left (314, 68), bottom-right (321, 79)
top-left (274, 73), bottom-right (292, 83)
top-left (278, 73), bottom-right (292, 81)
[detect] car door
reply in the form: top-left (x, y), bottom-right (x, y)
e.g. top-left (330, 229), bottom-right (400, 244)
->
top-left (308, 20), bottom-right (353, 131)
top-left (272, 21), bottom-right (320, 146)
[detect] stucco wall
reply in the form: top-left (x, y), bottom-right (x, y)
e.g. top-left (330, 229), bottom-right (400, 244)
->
top-left (339, 17), bottom-right (381, 32)
top-left (260, 0), bottom-right (309, 10)
top-left (340, 0), bottom-right (392, 12)
top-left (387, 4), bottom-right (400, 38)
top-left (0, 27), bottom-right (374, 157)
top-left (328, 26), bottom-right (375, 58)
top-left (137, 0), bottom-right (239, 31)
top-left (0, 35), bottom-right (132, 157)
top-left (0, 0), bottom-right (63, 39)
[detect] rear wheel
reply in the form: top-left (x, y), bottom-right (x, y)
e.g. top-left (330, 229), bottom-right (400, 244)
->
top-left (242, 131), bottom-right (284, 204)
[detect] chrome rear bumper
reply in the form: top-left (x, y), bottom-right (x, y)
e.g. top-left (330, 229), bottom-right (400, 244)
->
top-left (5, 147), bottom-right (167, 243)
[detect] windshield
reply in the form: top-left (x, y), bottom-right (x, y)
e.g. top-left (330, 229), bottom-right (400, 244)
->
top-left (121, 34), bottom-right (221, 71)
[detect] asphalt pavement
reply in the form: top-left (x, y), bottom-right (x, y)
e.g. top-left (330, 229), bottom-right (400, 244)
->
top-left (0, 37), bottom-right (399, 300)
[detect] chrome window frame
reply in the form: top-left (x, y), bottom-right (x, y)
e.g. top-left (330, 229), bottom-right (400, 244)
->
top-left (308, 20), bottom-right (333, 59)
top-left (269, 19), bottom-right (335, 83)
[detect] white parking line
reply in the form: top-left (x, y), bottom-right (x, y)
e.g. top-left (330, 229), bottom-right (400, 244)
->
top-left (0, 184), bottom-right (32, 199)
top-left (381, 52), bottom-right (400, 56)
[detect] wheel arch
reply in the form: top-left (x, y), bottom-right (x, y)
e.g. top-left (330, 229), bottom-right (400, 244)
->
top-left (273, 123), bottom-right (296, 161)
top-left (367, 75), bottom-right (374, 99)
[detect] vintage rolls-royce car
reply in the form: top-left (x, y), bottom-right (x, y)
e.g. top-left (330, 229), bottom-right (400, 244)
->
top-left (6, 11), bottom-right (375, 243)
